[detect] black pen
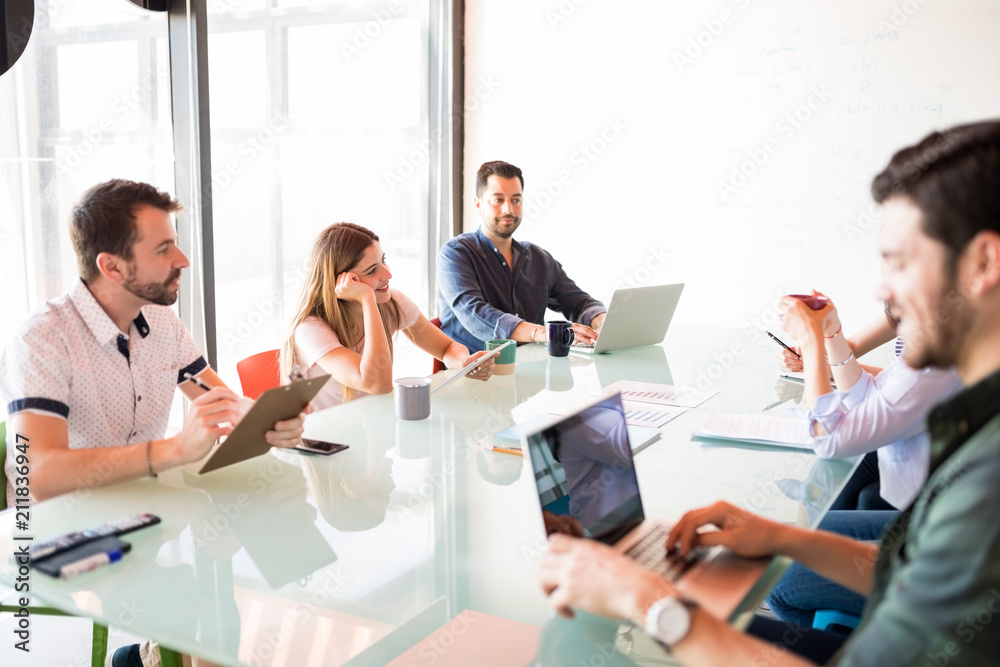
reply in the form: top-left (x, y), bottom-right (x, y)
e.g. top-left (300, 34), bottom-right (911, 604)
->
top-left (765, 331), bottom-right (802, 359)
top-left (183, 371), bottom-right (212, 392)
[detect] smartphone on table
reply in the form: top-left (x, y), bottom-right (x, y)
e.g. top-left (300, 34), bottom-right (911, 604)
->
top-left (293, 439), bottom-right (349, 456)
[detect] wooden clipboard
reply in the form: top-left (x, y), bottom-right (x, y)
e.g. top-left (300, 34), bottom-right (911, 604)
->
top-left (184, 375), bottom-right (330, 475)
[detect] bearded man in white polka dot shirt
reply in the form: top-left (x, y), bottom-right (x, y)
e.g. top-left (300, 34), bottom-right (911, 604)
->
top-left (1, 179), bottom-right (306, 502)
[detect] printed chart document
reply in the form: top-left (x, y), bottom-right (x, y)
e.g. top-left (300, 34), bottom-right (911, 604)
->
top-left (623, 401), bottom-right (686, 428)
top-left (603, 379), bottom-right (718, 408)
top-left (692, 412), bottom-right (813, 450)
top-left (492, 421), bottom-right (662, 454)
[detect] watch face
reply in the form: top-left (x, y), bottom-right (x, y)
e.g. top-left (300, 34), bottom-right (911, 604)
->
top-left (647, 597), bottom-right (692, 647)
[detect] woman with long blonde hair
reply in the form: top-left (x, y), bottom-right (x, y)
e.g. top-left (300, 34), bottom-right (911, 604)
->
top-left (281, 223), bottom-right (493, 410)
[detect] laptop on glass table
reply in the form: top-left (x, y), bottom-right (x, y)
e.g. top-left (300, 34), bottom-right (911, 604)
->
top-left (522, 392), bottom-right (769, 619)
top-left (571, 283), bottom-right (684, 354)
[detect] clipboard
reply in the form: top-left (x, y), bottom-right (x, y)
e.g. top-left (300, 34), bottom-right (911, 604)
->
top-left (184, 375), bottom-right (330, 475)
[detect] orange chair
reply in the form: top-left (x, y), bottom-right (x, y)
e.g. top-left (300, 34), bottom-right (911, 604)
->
top-left (237, 349), bottom-right (281, 399)
top-left (430, 318), bottom-right (446, 374)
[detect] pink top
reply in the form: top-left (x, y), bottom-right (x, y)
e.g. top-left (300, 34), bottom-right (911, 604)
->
top-left (293, 288), bottom-right (421, 411)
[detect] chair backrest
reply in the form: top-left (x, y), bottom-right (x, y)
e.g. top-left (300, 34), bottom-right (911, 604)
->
top-left (430, 318), bottom-right (446, 374)
top-left (236, 349), bottom-right (282, 399)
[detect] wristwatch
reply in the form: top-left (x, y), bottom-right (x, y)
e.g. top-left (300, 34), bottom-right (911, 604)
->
top-left (644, 596), bottom-right (698, 648)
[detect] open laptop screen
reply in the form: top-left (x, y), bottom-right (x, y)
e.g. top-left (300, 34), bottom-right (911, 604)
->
top-left (524, 393), bottom-right (645, 545)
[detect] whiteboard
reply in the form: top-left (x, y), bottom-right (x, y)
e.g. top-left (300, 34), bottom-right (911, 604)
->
top-left (463, 0), bottom-right (1000, 354)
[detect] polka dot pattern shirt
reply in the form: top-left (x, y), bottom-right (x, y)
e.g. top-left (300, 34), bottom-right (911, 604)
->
top-left (0, 279), bottom-right (207, 449)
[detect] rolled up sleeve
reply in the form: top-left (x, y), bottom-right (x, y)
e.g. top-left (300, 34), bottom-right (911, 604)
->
top-left (809, 371), bottom-right (875, 458)
top-left (438, 241), bottom-right (522, 346)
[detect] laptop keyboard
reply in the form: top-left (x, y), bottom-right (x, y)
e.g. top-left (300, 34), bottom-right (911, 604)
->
top-left (625, 525), bottom-right (708, 582)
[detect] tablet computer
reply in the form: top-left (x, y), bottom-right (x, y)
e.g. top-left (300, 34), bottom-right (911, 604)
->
top-left (431, 341), bottom-right (514, 394)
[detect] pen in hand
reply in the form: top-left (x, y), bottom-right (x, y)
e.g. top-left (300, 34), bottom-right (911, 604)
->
top-left (765, 331), bottom-right (802, 360)
top-left (183, 371), bottom-right (213, 392)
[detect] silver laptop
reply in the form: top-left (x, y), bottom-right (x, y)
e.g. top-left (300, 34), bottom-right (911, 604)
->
top-left (522, 392), bottom-right (769, 619)
top-left (572, 283), bottom-right (684, 354)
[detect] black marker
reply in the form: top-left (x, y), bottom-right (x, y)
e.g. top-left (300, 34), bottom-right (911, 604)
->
top-left (765, 331), bottom-right (802, 359)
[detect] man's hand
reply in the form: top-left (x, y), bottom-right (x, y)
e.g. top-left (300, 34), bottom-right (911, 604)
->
top-left (463, 350), bottom-right (495, 382)
top-left (539, 534), bottom-right (676, 624)
top-left (542, 510), bottom-right (584, 537)
top-left (590, 313), bottom-right (606, 332)
top-left (571, 322), bottom-right (599, 345)
top-left (666, 501), bottom-right (786, 559)
top-left (173, 386), bottom-right (242, 462)
top-left (266, 411), bottom-right (306, 448)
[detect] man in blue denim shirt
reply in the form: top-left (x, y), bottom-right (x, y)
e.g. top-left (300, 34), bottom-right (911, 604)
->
top-left (437, 161), bottom-right (606, 352)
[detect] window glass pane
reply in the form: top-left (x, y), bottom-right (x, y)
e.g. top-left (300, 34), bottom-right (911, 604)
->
top-left (1, 1), bottom-right (174, 414)
top-left (46, 0), bottom-right (155, 29)
top-left (208, 1), bottom-right (433, 389)
top-left (208, 30), bottom-right (269, 129)
top-left (287, 19), bottom-right (422, 129)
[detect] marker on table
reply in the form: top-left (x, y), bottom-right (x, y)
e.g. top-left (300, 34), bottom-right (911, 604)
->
top-left (765, 331), bottom-right (802, 360)
top-left (183, 372), bottom-right (212, 392)
top-left (59, 548), bottom-right (125, 580)
top-left (486, 445), bottom-right (523, 457)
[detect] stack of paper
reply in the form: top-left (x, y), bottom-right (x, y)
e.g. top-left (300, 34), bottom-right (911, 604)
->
top-left (692, 412), bottom-right (813, 450)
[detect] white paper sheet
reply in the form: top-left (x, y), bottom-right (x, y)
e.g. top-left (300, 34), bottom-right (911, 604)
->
top-left (694, 412), bottom-right (812, 448)
top-left (603, 380), bottom-right (719, 408)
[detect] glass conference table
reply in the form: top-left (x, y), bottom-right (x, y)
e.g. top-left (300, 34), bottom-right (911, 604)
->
top-left (0, 325), bottom-right (856, 666)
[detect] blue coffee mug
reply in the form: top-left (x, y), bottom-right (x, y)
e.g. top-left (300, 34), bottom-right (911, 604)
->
top-left (546, 321), bottom-right (574, 357)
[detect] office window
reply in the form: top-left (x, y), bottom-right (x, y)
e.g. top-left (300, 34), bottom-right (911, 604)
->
top-left (0, 1), bottom-right (173, 353)
top-left (2, 0), bottom-right (450, 396)
top-left (206, 1), bottom-right (437, 385)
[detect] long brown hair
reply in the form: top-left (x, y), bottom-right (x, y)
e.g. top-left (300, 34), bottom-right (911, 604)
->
top-left (281, 223), bottom-right (402, 401)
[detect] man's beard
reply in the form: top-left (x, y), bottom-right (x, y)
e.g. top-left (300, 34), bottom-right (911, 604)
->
top-left (123, 268), bottom-right (181, 306)
top-left (900, 279), bottom-right (969, 370)
top-left (491, 215), bottom-right (520, 238)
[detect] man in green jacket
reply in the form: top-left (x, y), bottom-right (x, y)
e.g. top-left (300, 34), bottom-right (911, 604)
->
top-left (538, 119), bottom-right (1000, 666)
